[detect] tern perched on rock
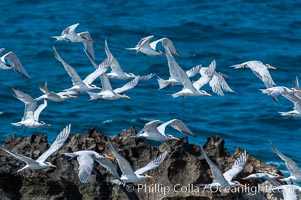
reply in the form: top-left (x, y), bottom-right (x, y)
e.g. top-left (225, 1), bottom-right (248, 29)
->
top-left (1, 124), bottom-right (70, 173)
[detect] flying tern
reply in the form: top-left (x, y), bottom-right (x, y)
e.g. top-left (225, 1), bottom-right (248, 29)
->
top-left (200, 148), bottom-right (248, 188)
top-left (259, 86), bottom-right (301, 103)
top-left (243, 172), bottom-right (284, 182)
top-left (135, 119), bottom-right (194, 142)
top-left (63, 150), bottom-right (117, 183)
top-left (193, 60), bottom-right (235, 96)
top-left (10, 88), bottom-right (50, 128)
top-left (278, 77), bottom-right (301, 117)
top-left (87, 73), bottom-right (139, 100)
top-left (1, 124), bottom-right (70, 172)
top-left (126, 35), bottom-right (179, 56)
top-left (157, 64), bottom-right (202, 89)
top-left (53, 46), bottom-right (107, 94)
top-left (163, 48), bottom-right (211, 98)
top-left (52, 23), bottom-right (93, 43)
top-left (271, 185), bottom-right (301, 200)
top-left (230, 60), bottom-right (276, 88)
top-left (271, 142), bottom-right (301, 184)
top-left (105, 40), bottom-right (153, 80)
top-left (108, 141), bottom-right (168, 184)
top-left (35, 82), bottom-right (77, 102)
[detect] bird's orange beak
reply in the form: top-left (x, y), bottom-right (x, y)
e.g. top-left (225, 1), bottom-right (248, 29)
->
top-left (268, 65), bottom-right (277, 70)
top-left (239, 183), bottom-right (246, 187)
top-left (295, 89), bottom-right (301, 93)
top-left (50, 164), bottom-right (57, 169)
top-left (172, 137), bottom-right (181, 141)
top-left (123, 95), bottom-right (131, 99)
top-left (106, 156), bottom-right (115, 161)
top-left (278, 175), bottom-right (285, 179)
top-left (70, 96), bottom-right (77, 98)
top-left (147, 175), bottom-right (153, 179)
top-left (206, 93), bottom-right (212, 96)
top-left (45, 123), bottom-right (51, 127)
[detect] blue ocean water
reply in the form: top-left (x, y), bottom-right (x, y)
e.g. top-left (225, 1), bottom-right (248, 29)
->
top-left (0, 0), bottom-right (301, 173)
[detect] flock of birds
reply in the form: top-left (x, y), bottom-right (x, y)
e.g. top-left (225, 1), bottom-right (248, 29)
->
top-left (1, 23), bottom-right (301, 199)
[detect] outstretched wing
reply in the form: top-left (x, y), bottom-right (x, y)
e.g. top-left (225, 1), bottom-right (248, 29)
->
top-left (10, 88), bottom-right (36, 121)
top-left (33, 100), bottom-right (47, 121)
top-left (186, 65), bottom-right (202, 78)
top-left (104, 40), bottom-right (124, 74)
top-left (136, 120), bottom-right (161, 137)
top-left (53, 46), bottom-right (83, 86)
top-left (248, 61), bottom-right (275, 86)
top-left (2, 51), bottom-right (31, 79)
top-left (150, 37), bottom-right (179, 56)
top-left (200, 147), bottom-right (229, 186)
top-left (271, 143), bottom-right (301, 177)
top-left (62, 23), bottom-right (79, 35)
top-left (83, 66), bottom-right (108, 85)
top-left (36, 124), bottom-right (71, 162)
top-left (157, 119), bottom-right (193, 136)
top-left (77, 153), bottom-right (94, 183)
top-left (79, 31), bottom-right (94, 61)
top-left (1, 147), bottom-right (37, 165)
top-left (114, 76), bottom-right (139, 94)
top-left (134, 151), bottom-right (168, 175)
top-left (107, 141), bottom-right (134, 175)
top-left (223, 151), bottom-right (248, 182)
top-left (209, 72), bottom-right (234, 96)
top-left (95, 156), bottom-right (120, 178)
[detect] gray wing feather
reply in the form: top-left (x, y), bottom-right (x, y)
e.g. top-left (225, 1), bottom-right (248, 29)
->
top-left (223, 151), bottom-right (248, 182)
top-left (134, 151), bottom-right (168, 175)
top-left (53, 46), bottom-right (83, 86)
top-left (114, 76), bottom-right (139, 94)
top-left (201, 147), bottom-right (229, 186)
top-left (2, 51), bottom-right (31, 79)
top-left (79, 31), bottom-right (94, 61)
top-left (107, 141), bottom-right (134, 175)
top-left (157, 119), bottom-right (193, 136)
top-left (33, 100), bottom-right (47, 121)
top-left (10, 88), bottom-right (36, 121)
top-left (1, 147), bottom-right (37, 165)
top-left (95, 157), bottom-right (120, 178)
top-left (271, 143), bottom-right (301, 177)
top-left (77, 154), bottom-right (94, 183)
top-left (37, 124), bottom-right (71, 162)
top-left (186, 65), bottom-right (202, 77)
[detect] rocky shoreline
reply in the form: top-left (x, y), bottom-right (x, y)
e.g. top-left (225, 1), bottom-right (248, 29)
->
top-left (0, 127), bottom-right (284, 200)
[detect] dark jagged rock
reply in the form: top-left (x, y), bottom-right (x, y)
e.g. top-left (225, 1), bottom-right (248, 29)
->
top-left (0, 127), bottom-right (283, 200)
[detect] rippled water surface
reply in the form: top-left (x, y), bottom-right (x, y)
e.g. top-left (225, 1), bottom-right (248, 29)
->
top-left (1, 1), bottom-right (301, 171)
